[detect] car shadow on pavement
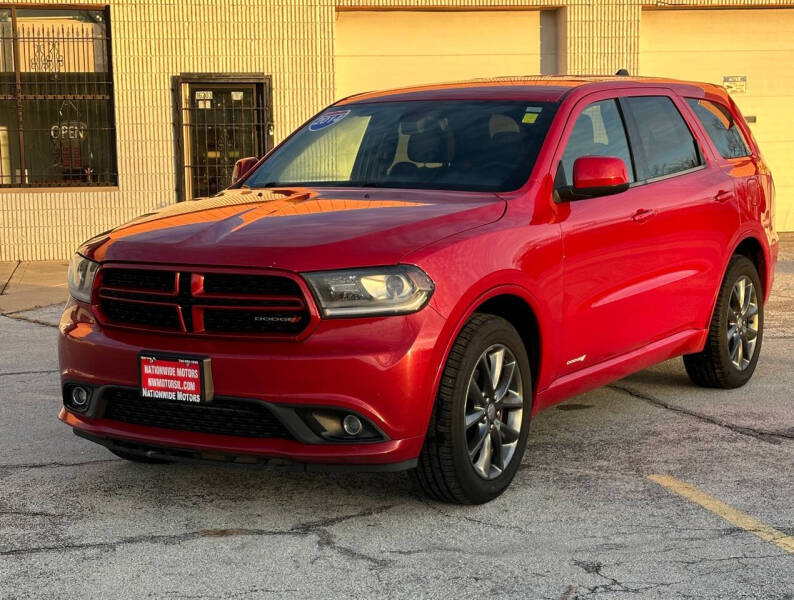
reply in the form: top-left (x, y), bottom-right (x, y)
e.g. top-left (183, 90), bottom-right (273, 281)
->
top-left (619, 364), bottom-right (694, 388)
top-left (93, 459), bottom-right (420, 508)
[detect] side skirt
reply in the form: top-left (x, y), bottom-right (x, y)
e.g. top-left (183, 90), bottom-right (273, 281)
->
top-left (533, 328), bottom-right (708, 414)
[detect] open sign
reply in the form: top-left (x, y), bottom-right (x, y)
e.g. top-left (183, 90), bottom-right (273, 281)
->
top-left (50, 122), bottom-right (88, 141)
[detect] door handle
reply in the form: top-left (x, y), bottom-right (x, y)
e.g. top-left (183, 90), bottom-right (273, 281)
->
top-left (631, 208), bottom-right (656, 223)
top-left (714, 189), bottom-right (734, 203)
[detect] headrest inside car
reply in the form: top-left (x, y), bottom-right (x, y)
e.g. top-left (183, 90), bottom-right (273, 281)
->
top-left (407, 127), bottom-right (447, 164)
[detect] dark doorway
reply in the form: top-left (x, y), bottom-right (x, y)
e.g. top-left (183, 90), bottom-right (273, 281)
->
top-left (173, 74), bottom-right (273, 201)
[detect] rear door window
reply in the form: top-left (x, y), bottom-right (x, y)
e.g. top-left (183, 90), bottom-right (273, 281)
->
top-left (557, 99), bottom-right (635, 187)
top-left (622, 96), bottom-right (702, 181)
top-left (686, 98), bottom-right (751, 159)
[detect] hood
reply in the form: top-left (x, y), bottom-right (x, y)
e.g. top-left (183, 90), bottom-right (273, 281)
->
top-left (81, 187), bottom-right (506, 271)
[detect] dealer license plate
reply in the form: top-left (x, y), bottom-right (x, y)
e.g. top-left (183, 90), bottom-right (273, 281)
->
top-left (139, 353), bottom-right (213, 404)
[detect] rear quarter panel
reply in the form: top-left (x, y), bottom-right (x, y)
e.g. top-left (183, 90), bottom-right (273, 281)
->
top-left (690, 87), bottom-right (778, 301)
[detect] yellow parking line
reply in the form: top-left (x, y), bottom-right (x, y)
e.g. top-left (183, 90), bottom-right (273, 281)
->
top-left (648, 474), bottom-right (794, 555)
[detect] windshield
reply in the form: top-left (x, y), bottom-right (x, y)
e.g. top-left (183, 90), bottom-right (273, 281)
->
top-left (245, 100), bottom-right (558, 192)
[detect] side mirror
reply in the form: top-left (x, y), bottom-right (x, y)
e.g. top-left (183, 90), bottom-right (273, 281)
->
top-left (558, 156), bottom-right (630, 201)
top-left (231, 156), bottom-right (259, 185)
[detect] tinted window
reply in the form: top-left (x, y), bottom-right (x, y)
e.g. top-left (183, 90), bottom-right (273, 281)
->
top-left (557, 100), bottom-right (634, 187)
top-left (624, 96), bottom-right (701, 180)
top-left (686, 98), bottom-right (751, 159)
top-left (245, 101), bottom-right (558, 192)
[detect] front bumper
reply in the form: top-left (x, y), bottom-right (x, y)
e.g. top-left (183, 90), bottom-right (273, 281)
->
top-left (58, 298), bottom-right (447, 467)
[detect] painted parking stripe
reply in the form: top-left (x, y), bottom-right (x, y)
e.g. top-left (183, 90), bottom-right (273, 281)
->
top-left (648, 474), bottom-right (794, 555)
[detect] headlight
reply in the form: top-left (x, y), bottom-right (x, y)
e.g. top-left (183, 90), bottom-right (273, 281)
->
top-left (67, 254), bottom-right (100, 303)
top-left (303, 265), bottom-right (434, 317)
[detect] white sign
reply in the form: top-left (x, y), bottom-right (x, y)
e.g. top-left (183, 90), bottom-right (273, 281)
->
top-left (50, 122), bottom-right (87, 141)
top-left (723, 76), bottom-right (747, 95)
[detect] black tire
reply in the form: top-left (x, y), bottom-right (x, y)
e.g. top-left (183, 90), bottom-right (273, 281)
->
top-left (412, 313), bottom-right (532, 504)
top-left (110, 449), bottom-right (172, 464)
top-left (683, 255), bottom-right (764, 388)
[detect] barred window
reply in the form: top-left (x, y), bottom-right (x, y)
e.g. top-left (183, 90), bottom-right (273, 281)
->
top-left (0, 7), bottom-right (116, 187)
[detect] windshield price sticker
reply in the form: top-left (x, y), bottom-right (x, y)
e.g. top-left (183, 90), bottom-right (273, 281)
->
top-left (140, 355), bottom-right (204, 403)
top-left (309, 110), bottom-right (350, 131)
top-left (522, 106), bottom-right (543, 124)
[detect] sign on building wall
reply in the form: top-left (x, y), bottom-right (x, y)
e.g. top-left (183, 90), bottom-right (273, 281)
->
top-left (723, 75), bottom-right (747, 95)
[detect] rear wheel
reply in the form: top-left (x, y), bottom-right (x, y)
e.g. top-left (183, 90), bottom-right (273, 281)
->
top-left (684, 255), bottom-right (763, 388)
top-left (413, 314), bottom-right (532, 504)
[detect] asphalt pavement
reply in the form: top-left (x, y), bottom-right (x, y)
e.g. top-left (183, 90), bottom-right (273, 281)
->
top-left (1, 259), bottom-right (792, 599)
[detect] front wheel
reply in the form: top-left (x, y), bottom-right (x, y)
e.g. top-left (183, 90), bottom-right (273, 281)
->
top-left (413, 314), bottom-right (532, 504)
top-left (684, 255), bottom-right (764, 388)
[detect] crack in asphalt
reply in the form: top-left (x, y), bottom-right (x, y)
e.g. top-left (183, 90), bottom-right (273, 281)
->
top-left (157, 588), bottom-right (299, 599)
top-left (0, 459), bottom-right (120, 470)
top-left (0, 530), bottom-right (204, 558)
top-left (0, 261), bottom-right (21, 296)
top-left (0, 369), bottom-right (58, 378)
top-left (572, 560), bottom-right (681, 597)
top-left (671, 553), bottom-right (784, 566)
top-left (415, 494), bottom-right (523, 532)
top-left (3, 302), bottom-right (65, 315)
top-left (0, 505), bottom-right (394, 563)
top-left (607, 383), bottom-right (792, 444)
top-left (0, 313), bottom-right (59, 328)
top-left (0, 510), bottom-right (64, 518)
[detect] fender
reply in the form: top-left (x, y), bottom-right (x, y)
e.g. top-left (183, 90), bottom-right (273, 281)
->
top-left (417, 277), bottom-right (554, 437)
top-left (734, 224), bottom-right (777, 303)
top-left (699, 229), bottom-right (773, 354)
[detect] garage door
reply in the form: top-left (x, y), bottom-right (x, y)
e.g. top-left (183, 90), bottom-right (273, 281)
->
top-left (640, 8), bottom-right (794, 231)
top-left (335, 10), bottom-right (558, 99)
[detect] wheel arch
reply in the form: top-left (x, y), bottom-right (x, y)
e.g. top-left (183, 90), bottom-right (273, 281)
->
top-left (428, 282), bottom-right (551, 416)
top-left (700, 233), bottom-right (769, 352)
top-left (473, 294), bottom-right (542, 397)
top-left (731, 235), bottom-right (768, 298)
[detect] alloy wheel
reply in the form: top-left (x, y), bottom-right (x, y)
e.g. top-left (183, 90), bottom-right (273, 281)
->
top-left (464, 344), bottom-right (524, 480)
top-left (727, 275), bottom-right (760, 371)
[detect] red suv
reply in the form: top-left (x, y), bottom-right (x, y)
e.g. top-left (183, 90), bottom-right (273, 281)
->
top-left (60, 76), bottom-right (777, 503)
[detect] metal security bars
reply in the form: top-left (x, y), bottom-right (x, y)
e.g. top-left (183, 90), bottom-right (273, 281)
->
top-left (0, 6), bottom-right (117, 187)
top-left (173, 74), bottom-right (273, 201)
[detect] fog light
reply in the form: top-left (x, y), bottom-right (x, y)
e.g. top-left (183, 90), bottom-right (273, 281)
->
top-left (71, 386), bottom-right (89, 408)
top-left (300, 408), bottom-right (383, 442)
top-left (342, 414), bottom-right (363, 436)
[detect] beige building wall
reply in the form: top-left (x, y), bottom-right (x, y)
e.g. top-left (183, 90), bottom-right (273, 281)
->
top-left (639, 6), bottom-right (794, 234)
top-left (334, 10), bottom-right (559, 98)
top-left (0, 0), bottom-right (792, 261)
